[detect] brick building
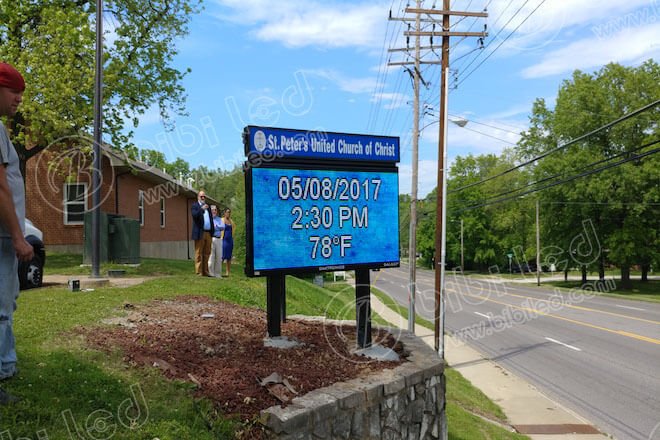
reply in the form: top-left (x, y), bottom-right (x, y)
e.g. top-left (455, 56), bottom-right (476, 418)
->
top-left (25, 145), bottom-right (215, 260)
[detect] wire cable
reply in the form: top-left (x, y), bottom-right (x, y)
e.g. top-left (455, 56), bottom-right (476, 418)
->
top-left (455, 0), bottom-right (547, 89)
top-left (448, 114), bottom-right (522, 134)
top-left (453, 142), bottom-right (660, 212)
top-left (452, 0), bottom-right (520, 74)
top-left (367, 0), bottom-right (406, 132)
top-left (453, 138), bottom-right (659, 204)
top-left (449, 99), bottom-right (660, 194)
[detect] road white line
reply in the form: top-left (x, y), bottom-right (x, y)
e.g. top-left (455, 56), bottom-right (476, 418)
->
top-left (474, 312), bottom-right (492, 320)
top-left (615, 305), bottom-right (646, 311)
top-left (545, 337), bottom-right (582, 352)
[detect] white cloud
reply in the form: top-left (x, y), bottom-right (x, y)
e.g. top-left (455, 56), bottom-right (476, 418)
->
top-left (132, 105), bottom-right (162, 127)
top-left (399, 160), bottom-right (441, 196)
top-left (482, 105), bottom-right (530, 122)
top-left (302, 69), bottom-right (377, 94)
top-left (485, 0), bottom-right (657, 52)
top-left (445, 124), bottom-right (515, 155)
top-left (211, 0), bottom-right (390, 49)
top-left (371, 92), bottom-right (409, 110)
top-left (522, 22), bottom-right (660, 78)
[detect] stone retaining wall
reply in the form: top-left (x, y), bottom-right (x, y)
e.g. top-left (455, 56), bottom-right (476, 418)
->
top-left (260, 324), bottom-right (446, 439)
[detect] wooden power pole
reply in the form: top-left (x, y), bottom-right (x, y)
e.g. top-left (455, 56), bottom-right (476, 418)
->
top-left (391, 2), bottom-right (487, 355)
top-left (536, 199), bottom-right (541, 286)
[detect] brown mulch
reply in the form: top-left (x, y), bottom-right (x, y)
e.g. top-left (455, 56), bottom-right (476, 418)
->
top-left (81, 296), bottom-right (402, 423)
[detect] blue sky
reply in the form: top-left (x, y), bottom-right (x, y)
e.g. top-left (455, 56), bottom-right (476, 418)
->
top-left (126, 0), bottom-right (660, 197)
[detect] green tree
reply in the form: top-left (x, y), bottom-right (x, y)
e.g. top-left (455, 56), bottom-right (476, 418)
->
top-left (165, 157), bottom-right (192, 180)
top-left (398, 193), bottom-right (411, 259)
top-left (0, 0), bottom-right (202, 175)
top-left (415, 190), bottom-right (437, 269)
top-left (443, 152), bottom-right (532, 272)
top-left (518, 60), bottom-right (660, 287)
top-left (139, 149), bottom-right (168, 169)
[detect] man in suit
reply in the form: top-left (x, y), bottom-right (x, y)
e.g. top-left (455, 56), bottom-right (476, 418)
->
top-left (191, 190), bottom-right (214, 276)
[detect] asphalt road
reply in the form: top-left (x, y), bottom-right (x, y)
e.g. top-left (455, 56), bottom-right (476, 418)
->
top-left (369, 264), bottom-right (660, 440)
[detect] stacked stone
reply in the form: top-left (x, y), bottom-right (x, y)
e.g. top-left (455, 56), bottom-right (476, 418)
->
top-left (260, 327), bottom-right (446, 440)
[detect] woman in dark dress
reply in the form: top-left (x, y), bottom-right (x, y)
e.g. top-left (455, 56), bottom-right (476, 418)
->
top-left (221, 208), bottom-right (234, 276)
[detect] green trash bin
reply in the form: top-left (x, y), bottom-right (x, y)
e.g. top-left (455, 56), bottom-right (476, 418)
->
top-left (109, 217), bottom-right (141, 264)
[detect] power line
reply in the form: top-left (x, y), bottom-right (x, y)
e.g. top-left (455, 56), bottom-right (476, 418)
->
top-left (457, 124), bottom-right (517, 144)
top-left (449, 45), bottom-right (486, 64)
top-left (453, 142), bottom-right (660, 212)
top-left (367, 0), bottom-right (407, 132)
top-left (451, 0), bottom-right (497, 65)
top-left (449, 99), bottom-right (660, 194)
top-left (448, 114), bottom-right (522, 134)
top-left (380, 66), bottom-right (409, 134)
top-left (454, 138), bottom-right (659, 204)
top-left (425, 109), bottom-right (518, 143)
top-left (450, 0), bottom-right (475, 29)
top-left (453, 0), bottom-right (527, 80)
top-left (455, 0), bottom-right (547, 89)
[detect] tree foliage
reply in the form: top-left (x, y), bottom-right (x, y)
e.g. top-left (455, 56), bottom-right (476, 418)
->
top-left (0, 0), bottom-right (202, 170)
top-left (520, 60), bottom-right (659, 286)
top-left (416, 60), bottom-right (659, 284)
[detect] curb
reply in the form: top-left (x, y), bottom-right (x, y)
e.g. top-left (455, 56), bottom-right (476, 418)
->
top-left (369, 294), bottom-right (610, 440)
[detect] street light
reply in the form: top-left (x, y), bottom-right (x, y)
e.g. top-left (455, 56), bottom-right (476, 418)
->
top-left (408, 108), bottom-right (468, 354)
top-left (449, 115), bottom-right (468, 127)
top-left (420, 112), bottom-right (468, 131)
top-left (405, 114), bottom-right (469, 332)
top-left (426, 114), bottom-right (516, 146)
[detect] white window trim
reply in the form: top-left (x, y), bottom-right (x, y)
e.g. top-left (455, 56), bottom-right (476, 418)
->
top-left (138, 190), bottom-right (145, 226)
top-left (63, 182), bottom-right (88, 226)
top-left (160, 197), bottom-right (166, 228)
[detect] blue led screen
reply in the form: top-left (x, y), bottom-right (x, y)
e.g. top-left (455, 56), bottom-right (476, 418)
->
top-left (249, 167), bottom-right (400, 274)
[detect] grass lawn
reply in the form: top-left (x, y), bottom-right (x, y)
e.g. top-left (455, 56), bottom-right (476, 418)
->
top-left (5, 254), bottom-right (527, 439)
top-left (544, 279), bottom-right (660, 302)
top-left (44, 253), bottom-right (194, 276)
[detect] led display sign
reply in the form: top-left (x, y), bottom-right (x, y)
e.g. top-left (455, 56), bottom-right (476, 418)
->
top-left (245, 166), bottom-right (399, 275)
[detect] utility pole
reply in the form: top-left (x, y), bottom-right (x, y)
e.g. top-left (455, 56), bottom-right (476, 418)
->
top-left (435, 0), bottom-right (450, 358)
top-left (536, 199), bottom-right (541, 286)
top-left (401, 3), bottom-right (487, 356)
top-left (407, 1), bottom-right (422, 332)
top-left (389, 2), bottom-right (432, 333)
top-left (91, 0), bottom-right (103, 278)
top-left (390, 2), bottom-right (486, 334)
top-left (460, 218), bottom-right (464, 272)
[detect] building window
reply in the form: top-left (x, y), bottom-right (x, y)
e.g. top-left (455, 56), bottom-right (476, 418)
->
top-left (160, 197), bottom-right (165, 228)
top-left (63, 183), bottom-right (87, 225)
top-left (138, 190), bottom-right (144, 226)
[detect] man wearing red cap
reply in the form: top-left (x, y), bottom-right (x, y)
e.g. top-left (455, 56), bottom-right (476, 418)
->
top-left (0, 62), bottom-right (33, 404)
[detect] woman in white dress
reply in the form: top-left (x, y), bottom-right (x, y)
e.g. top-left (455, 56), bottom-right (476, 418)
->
top-left (208, 206), bottom-right (225, 278)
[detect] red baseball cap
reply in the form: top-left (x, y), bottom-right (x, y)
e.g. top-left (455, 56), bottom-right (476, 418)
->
top-left (0, 62), bottom-right (25, 92)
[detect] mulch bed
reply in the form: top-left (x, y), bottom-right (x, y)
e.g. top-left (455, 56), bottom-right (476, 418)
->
top-left (80, 296), bottom-right (403, 433)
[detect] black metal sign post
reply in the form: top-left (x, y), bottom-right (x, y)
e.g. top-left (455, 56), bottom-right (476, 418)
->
top-left (355, 269), bottom-right (372, 348)
top-left (281, 275), bottom-right (287, 324)
top-left (266, 274), bottom-right (284, 337)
